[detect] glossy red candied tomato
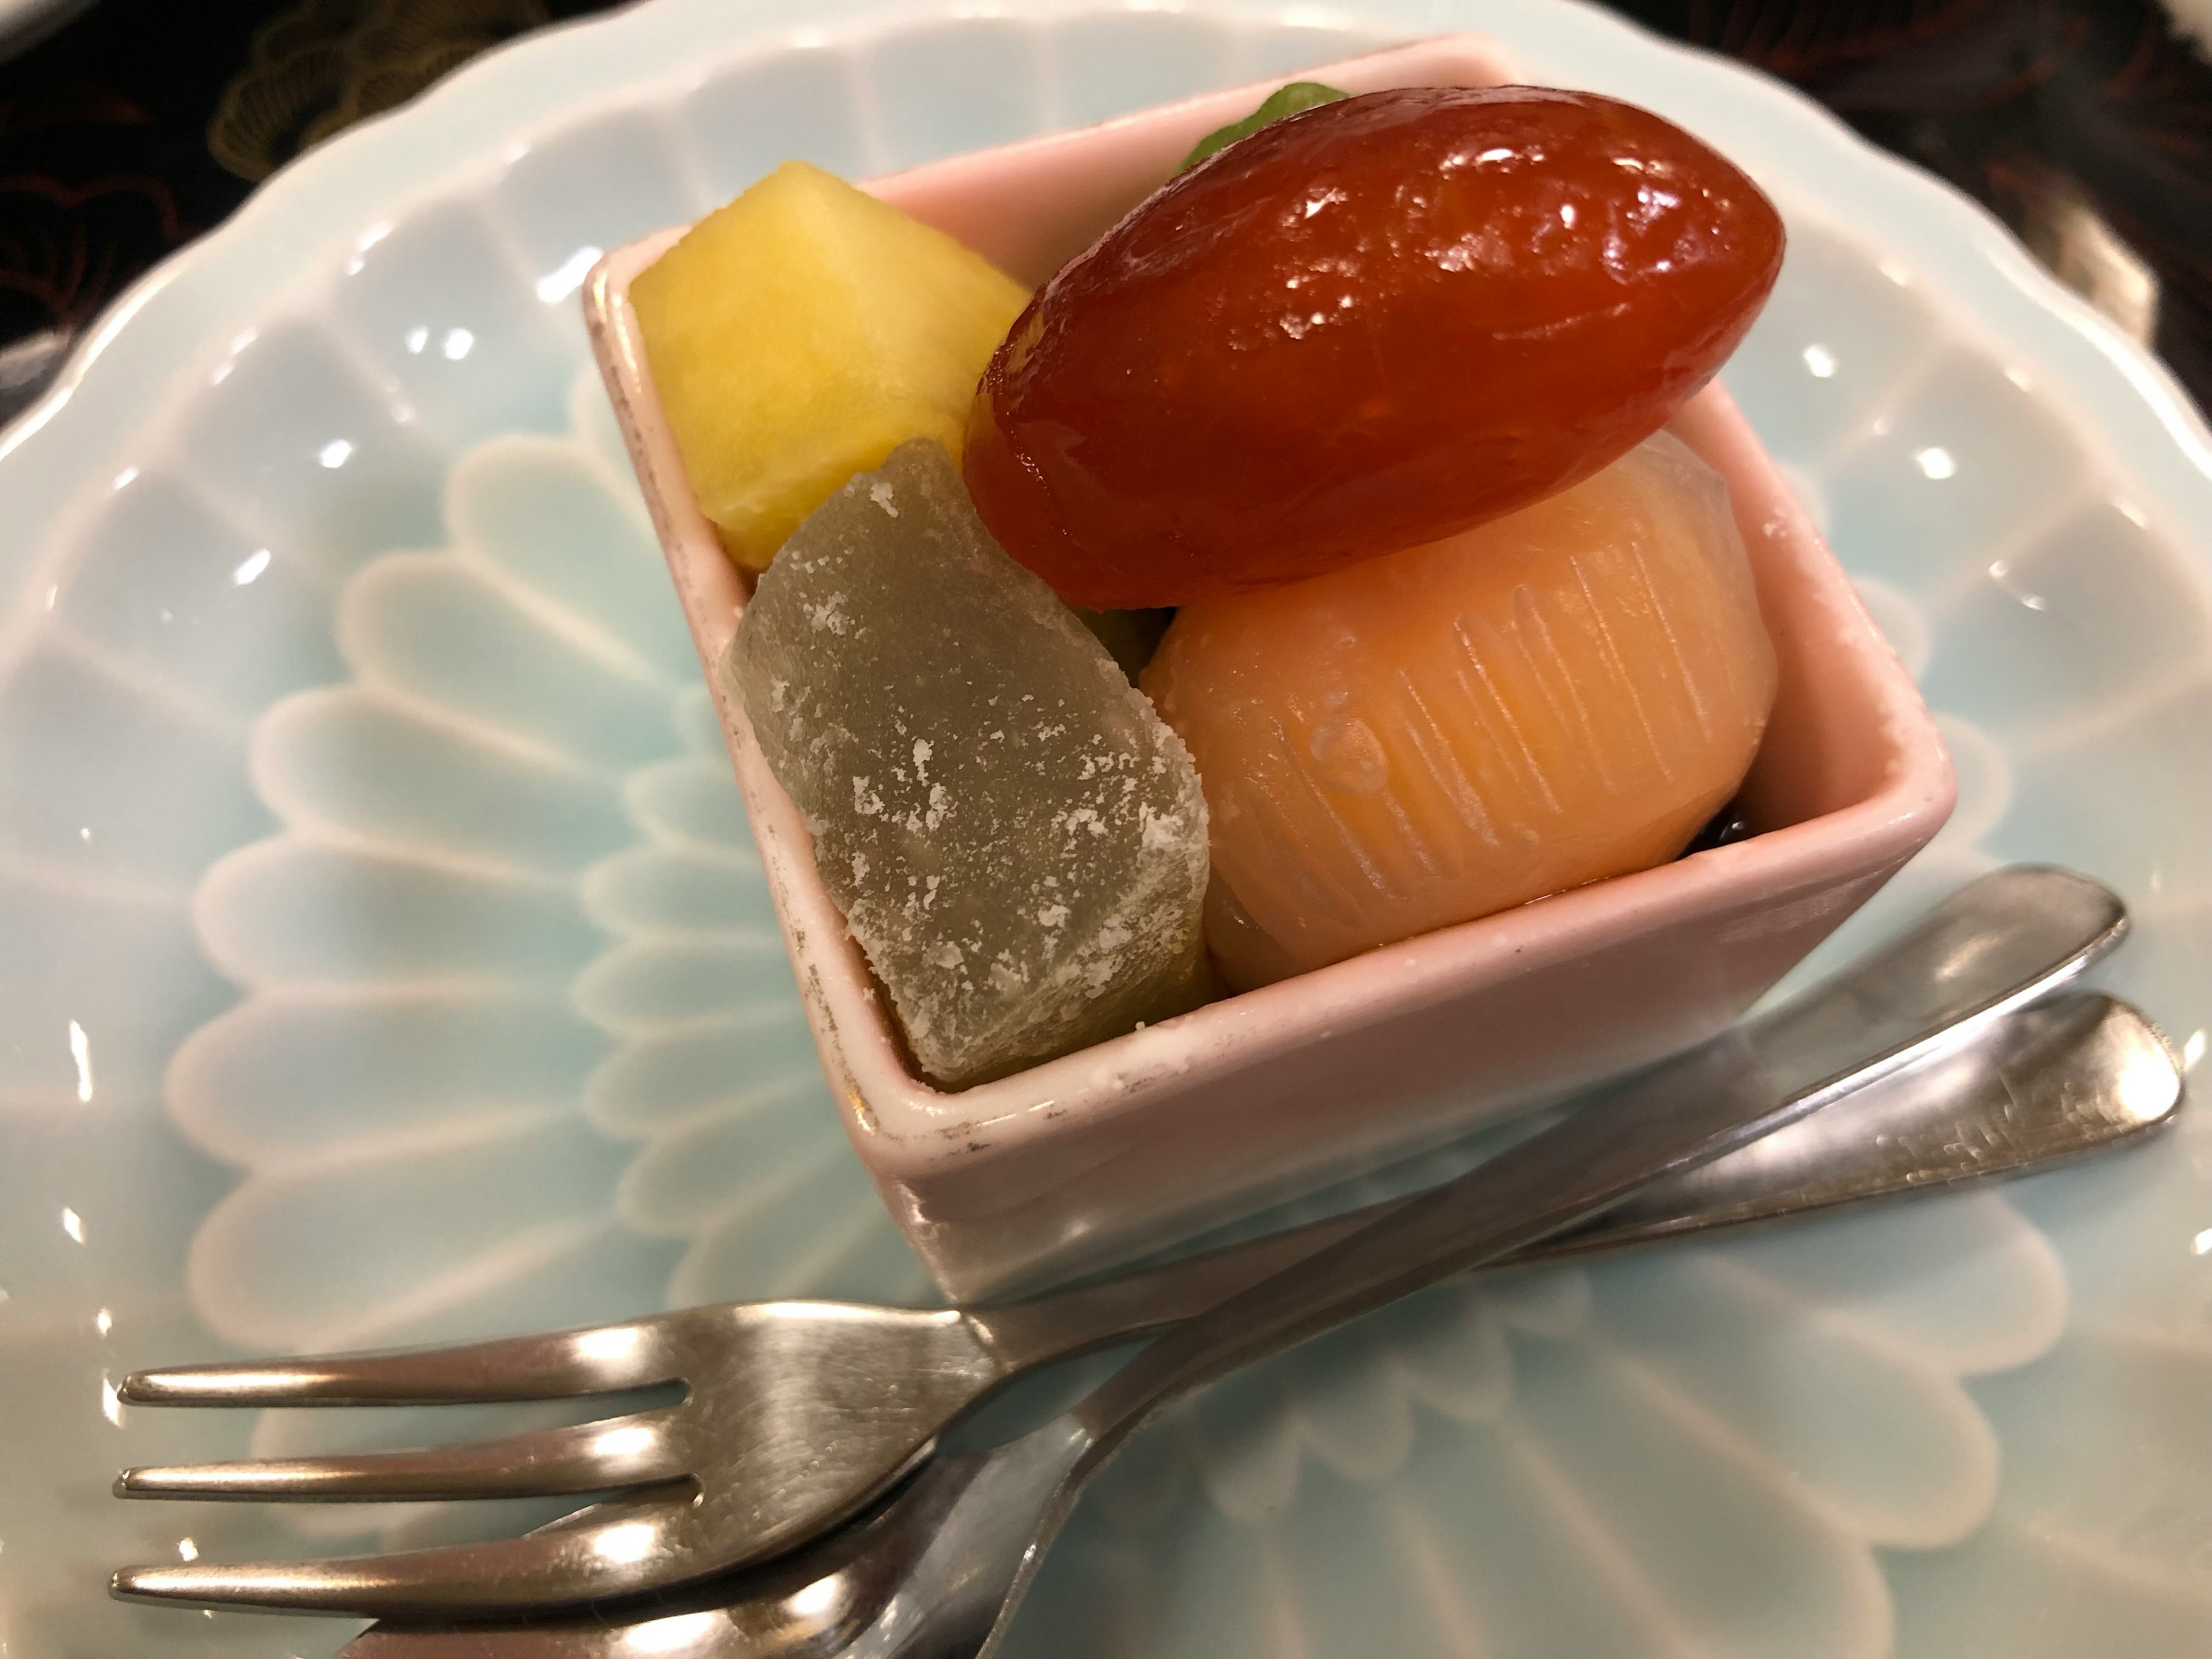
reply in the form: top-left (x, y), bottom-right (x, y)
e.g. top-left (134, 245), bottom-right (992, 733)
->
top-left (962, 85), bottom-right (1786, 609)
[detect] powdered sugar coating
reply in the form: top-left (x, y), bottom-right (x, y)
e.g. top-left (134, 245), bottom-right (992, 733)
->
top-left (726, 440), bottom-right (1210, 1088)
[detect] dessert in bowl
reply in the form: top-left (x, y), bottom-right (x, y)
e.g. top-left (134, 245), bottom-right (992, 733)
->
top-left (584, 33), bottom-right (1954, 1299)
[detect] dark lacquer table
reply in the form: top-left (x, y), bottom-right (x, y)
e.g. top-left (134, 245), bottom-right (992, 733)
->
top-left (3, 0), bottom-right (2207, 425)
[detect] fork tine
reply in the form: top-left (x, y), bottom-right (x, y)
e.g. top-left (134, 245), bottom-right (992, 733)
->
top-left (118, 1320), bottom-right (681, 1407)
top-left (115, 1406), bottom-right (687, 1502)
top-left (109, 1489), bottom-right (696, 1616)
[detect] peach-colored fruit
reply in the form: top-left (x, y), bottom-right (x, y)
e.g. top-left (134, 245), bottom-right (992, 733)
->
top-left (1142, 432), bottom-right (1777, 988)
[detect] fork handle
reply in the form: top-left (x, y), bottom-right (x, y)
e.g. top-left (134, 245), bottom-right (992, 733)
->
top-left (997, 867), bottom-right (2122, 1440)
top-left (974, 865), bottom-right (2125, 1374)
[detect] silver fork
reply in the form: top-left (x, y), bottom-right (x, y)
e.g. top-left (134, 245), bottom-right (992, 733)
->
top-left (112, 865), bottom-right (2133, 1620)
top-left (326, 987), bottom-right (2181, 1659)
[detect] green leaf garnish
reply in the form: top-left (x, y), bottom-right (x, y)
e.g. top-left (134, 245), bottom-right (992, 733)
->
top-left (1179, 81), bottom-right (1349, 172)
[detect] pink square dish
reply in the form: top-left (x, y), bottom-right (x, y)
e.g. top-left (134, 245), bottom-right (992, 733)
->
top-left (584, 33), bottom-right (1956, 1301)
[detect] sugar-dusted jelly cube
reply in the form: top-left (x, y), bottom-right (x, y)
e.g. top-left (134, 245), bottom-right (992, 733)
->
top-left (1143, 433), bottom-right (1777, 988)
top-left (725, 440), bottom-right (1210, 1088)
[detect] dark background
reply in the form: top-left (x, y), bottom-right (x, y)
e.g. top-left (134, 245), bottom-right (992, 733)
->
top-left (3, 0), bottom-right (2208, 417)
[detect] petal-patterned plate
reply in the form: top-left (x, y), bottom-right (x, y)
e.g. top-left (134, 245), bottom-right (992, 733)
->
top-left (3, 4), bottom-right (2210, 1657)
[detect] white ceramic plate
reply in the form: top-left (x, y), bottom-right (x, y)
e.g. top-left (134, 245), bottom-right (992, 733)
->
top-left (5, 3), bottom-right (2212, 1655)
top-left (0, 0), bottom-right (94, 59)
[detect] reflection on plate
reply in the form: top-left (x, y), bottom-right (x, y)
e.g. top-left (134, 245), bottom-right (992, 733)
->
top-left (0, 0), bottom-right (94, 59)
top-left (4, 5), bottom-right (2211, 1656)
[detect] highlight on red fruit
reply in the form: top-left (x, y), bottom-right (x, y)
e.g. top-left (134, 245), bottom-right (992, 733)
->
top-left (963, 85), bottom-right (1786, 609)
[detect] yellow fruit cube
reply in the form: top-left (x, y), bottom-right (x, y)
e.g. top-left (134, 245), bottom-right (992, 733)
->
top-left (631, 161), bottom-right (1031, 569)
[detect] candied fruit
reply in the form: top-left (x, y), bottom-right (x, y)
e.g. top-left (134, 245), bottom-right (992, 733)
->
top-left (965, 86), bottom-right (1785, 608)
top-left (1142, 433), bottom-right (1777, 987)
top-left (634, 161), bottom-right (1029, 569)
top-left (726, 440), bottom-right (1211, 1088)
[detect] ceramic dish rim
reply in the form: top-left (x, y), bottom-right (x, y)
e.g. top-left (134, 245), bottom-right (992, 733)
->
top-left (10, 0), bottom-right (2212, 589)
